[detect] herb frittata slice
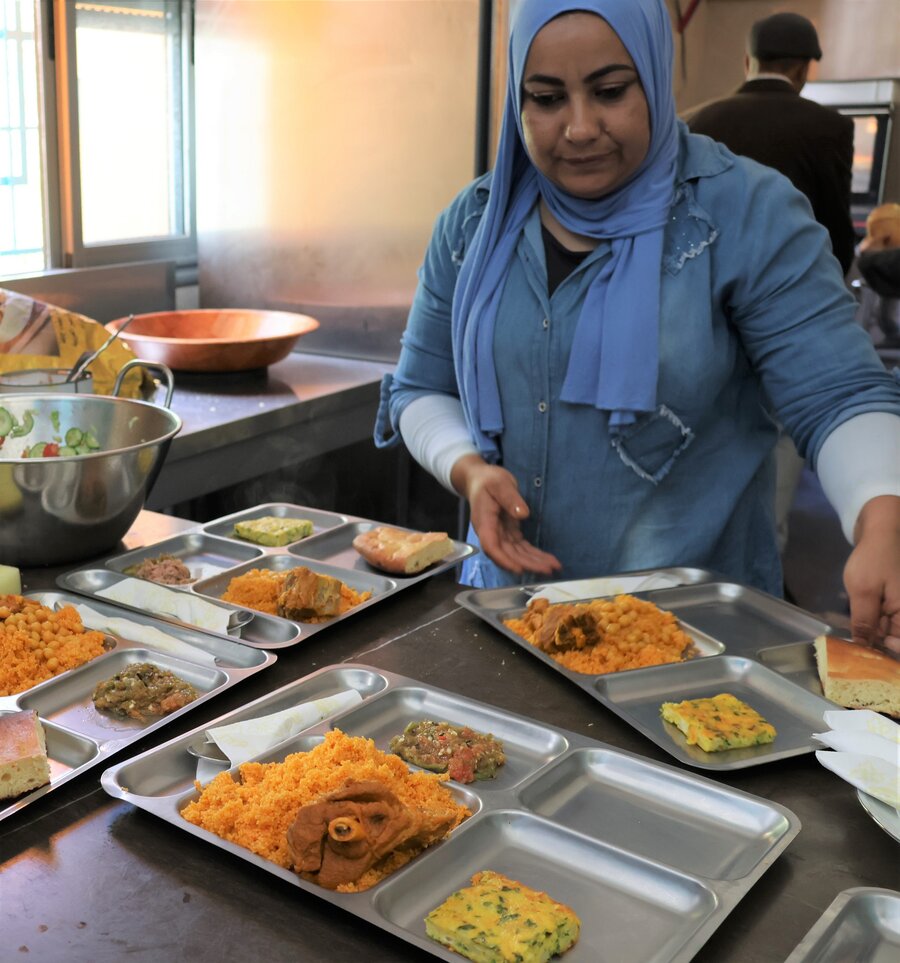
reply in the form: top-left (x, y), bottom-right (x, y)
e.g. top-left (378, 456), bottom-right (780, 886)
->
top-left (233, 517), bottom-right (313, 546)
top-left (660, 692), bottom-right (776, 752)
top-left (424, 870), bottom-right (580, 963)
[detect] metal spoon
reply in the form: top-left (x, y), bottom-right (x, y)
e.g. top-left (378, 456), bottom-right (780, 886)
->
top-left (65, 313), bottom-right (137, 383)
top-left (186, 735), bottom-right (231, 763)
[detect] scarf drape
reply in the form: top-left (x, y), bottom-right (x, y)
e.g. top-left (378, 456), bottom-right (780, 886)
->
top-left (452, 0), bottom-right (679, 458)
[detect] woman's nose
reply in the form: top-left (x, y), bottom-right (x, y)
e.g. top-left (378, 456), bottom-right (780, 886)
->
top-left (565, 99), bottom-right (598, 142)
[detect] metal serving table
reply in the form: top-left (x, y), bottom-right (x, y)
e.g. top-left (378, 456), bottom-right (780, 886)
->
top-left (144, 352), bottom-right (393, 509)
top-left (1, 512), bottom-right (897, 963)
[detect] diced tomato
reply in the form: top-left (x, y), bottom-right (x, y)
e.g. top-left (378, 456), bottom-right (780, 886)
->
top-left (43, 443), bottom-right (60, 457)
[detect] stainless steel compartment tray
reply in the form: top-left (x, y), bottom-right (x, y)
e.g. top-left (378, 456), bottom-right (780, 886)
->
top-left (457, 577), bottom-right (837, 769)
top-left (204, 502), bottom-right (477, 581)
top-left (635, 582), bottom-right (832, 652)
top-left (57, 567), bottom-right (303, 648)
top-left (785, 887), bottom-right (900, 963)
top-left (63, 502), bottom-right (477, 648)
top-left (595, 655), bottom-right (834, 770)
top-left (0, 591), bottom-right (276, 824)
top-left (102, 663), bottom-right (799, 963)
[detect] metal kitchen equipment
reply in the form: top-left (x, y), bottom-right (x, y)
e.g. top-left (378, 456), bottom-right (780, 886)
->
top-left (0, 361), bottom-right (179, 566)
top-left (58, 502), bottom-right (477, 648)
top-left (1, 589), bottom-right (275, 825)
top-left (457, 577), bottom-right (836, 771)
top-left (102, 663), bottom-right (800, 963)
top-left (0, 367), bottom-right (93, 394)
top-left (804, 78), bottom-right (900, 235)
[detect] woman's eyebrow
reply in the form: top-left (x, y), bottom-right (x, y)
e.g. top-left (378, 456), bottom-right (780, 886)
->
top-left (524, 64), bottom-right (636, 86)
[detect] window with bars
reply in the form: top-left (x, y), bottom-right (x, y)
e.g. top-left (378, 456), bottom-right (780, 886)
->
top-left (1, 0), bottom-right (44, 277)
top-left (0, 0), bottom-right (195, 281)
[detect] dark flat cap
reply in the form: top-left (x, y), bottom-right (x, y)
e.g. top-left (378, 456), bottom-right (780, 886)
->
top-left (749, 13), bottom-right (822, 61)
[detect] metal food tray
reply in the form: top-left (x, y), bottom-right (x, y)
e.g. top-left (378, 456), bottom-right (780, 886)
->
top-left (0, 591), bottom-right (276, 824)
top-left (59, 502), bottom-right (477, 648)
top-left (101, 663), bottom-right (800, 963)
top-left (456, 576), bottom-right (837, 770)
top-left (857, 790), bottom-right (900, 844)
top-left (785, 887), bottom-right (900, 962)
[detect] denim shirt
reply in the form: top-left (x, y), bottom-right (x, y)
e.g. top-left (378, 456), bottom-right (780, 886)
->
top-left (376, 126), bottom-right (900, 590)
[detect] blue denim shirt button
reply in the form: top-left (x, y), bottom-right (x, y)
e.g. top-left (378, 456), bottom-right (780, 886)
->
top-left (538, 401), bottom-right (547, 413)
top-left (533, 476), bottom-right (542, 487)
top-left (542, 318), bottom-right (549, 329)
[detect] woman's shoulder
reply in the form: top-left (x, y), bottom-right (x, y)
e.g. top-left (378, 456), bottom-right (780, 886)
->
top-left (438, 172), bottom-right (492, 225)
top-left (430, 171), bottom-right (493, 254)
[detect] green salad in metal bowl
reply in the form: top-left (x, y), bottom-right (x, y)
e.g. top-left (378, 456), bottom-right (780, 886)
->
top-left (0, 405), bottom-right (101, 458)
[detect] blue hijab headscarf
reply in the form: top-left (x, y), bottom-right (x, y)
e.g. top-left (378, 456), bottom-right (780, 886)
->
top-left (451, 0), bottom-right (679, 459)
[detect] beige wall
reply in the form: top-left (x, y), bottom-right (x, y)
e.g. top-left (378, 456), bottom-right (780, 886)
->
top-left (672, 0), bottom-right (900, 113)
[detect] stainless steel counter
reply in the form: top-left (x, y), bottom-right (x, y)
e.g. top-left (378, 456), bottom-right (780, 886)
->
top-left (3, 511), bottom-right (897, 963)
top-left (145, 352), bottom-right (393, 510)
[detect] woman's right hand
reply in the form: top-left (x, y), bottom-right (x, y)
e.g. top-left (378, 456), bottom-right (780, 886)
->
top-left (450, 454), bottom-right (562, 576)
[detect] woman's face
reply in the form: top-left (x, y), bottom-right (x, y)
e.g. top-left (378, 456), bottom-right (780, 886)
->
top-left (520, 13), bottom-right (651, 199)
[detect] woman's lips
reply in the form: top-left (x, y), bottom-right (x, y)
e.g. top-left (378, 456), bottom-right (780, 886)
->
top-left (563, 153), bottom-right (613, 166)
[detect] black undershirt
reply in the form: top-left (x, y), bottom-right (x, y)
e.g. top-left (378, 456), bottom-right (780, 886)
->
top-left (542, 224), bottom-right (591, 296)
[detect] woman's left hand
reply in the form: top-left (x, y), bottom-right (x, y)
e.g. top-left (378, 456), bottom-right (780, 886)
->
top-left (843, 495), bottom-right (900, 652)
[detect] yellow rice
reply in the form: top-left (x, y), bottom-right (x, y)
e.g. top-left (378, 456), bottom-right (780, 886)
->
top-left (181, 729), bottom-right (470, 892)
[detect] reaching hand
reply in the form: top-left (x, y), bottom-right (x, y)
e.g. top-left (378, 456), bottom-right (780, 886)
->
top-left (450, 455), bottom-right (562, 577)
top-left (843, 495), bottom-right (900, 653)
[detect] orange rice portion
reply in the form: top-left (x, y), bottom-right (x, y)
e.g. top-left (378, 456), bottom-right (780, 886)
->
top-left (504, 593), bottom-right (694, 675)
top-left (220, 568), bottom-right (372, 622)
top-left (182, 729), bottom-right (470, 892)
top-left (0, 594), bottom-right (107, 696)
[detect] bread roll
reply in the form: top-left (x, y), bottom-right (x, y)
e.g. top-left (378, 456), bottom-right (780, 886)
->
top-left (0, 709), bottom-right (51, 801)
top-left (352, 526), bottom-right (454, 575)
top-left (813, 635), bottom-right (900, 718)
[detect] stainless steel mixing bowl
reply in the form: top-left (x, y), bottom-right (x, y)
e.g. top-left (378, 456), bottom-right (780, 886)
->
top-left (0, 361), bottom-right (181, 567)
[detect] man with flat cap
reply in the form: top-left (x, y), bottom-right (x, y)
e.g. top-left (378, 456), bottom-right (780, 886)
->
top-left (684, 12), bottom-right (855, 274)
top-left (683, 13), bottom-right (856, 576)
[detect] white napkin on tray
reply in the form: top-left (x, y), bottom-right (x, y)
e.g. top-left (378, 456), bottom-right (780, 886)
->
top-left (96, 578), bottom-right (234, 635)
top-left (72, 603), bottom-right (218, 667)
top-left (203, 688), bottom-right (363, 767)
top-left (814, 709), bottom-right (900, 808)
top-left (530, 572), bottom-right (684, 605)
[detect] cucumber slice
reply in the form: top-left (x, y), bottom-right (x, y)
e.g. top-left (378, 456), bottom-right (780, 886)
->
top-left (29, 441), bottom-right (48, 457)
top-left (58, 446), bottom-right (77, 457)
top-left (75, 444), bottom-right (91, 455)
top-left (10, 410), bottom-right (34, 438)
top-left (84, 430), bottom-right (100, 450)
top-left (65, 427), bottom-right (83, 447)
top-left (0, 408), bottom-right (12, 436)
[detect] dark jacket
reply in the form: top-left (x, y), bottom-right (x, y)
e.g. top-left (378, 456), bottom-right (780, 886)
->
top-left (684, 78), bottom-right (855, 274)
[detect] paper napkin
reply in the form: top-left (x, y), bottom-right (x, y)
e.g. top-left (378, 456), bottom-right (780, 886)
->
top-left (530, 572), bottom-right (685, 605)
top-left (96, 578), bottom-right (236, 635)
top-left (814, 709), bottom-right (900, 808)
top-left (204, 689), bottom-right (364, 767)
top-left (73, 603), bottom-right (218, 666)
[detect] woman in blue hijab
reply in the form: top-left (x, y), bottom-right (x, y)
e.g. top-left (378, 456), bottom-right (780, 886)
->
top-left (376, 0), bottom-right (900, 649)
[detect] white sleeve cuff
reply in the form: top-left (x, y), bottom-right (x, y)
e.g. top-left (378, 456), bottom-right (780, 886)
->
top-left (398, 394), bottom-right (478, 494)
top-left (816, 412), bottom-right (900, 543)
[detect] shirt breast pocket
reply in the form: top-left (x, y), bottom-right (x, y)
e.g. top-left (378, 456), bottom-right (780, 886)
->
top-left (611, 405), bottom-right (694, 484)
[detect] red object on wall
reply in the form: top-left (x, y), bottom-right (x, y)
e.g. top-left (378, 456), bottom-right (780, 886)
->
top-left (676, 0), bottom-right (701, 34)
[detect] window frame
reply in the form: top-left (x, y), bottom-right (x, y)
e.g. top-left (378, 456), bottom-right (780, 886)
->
top-left (49, 0), bottom-right (196, 270)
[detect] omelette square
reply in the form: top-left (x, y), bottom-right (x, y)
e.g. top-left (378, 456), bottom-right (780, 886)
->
top-left (425, 870), bottom-right (580, 963)
top-left (660, 693), bottom-right (776, 752)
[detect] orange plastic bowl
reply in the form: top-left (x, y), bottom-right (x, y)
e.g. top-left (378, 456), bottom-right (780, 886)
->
top-left (105, 309), bottom-right (320, 372)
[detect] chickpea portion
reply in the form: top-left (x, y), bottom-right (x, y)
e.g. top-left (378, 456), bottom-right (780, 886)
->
top-left (504, 594), bottom-right (695, 675)
top-left (0, 594), bottom-right (106, 696)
